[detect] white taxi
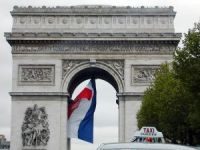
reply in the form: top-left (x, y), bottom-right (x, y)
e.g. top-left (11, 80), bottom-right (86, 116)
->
top-left (96, 142), bottom-right (198, 150)
top-left (131, 126), bottom-right (165, 143)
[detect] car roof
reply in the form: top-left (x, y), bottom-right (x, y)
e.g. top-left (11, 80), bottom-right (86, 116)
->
top-left (97, 143), bottom-right (198, 150)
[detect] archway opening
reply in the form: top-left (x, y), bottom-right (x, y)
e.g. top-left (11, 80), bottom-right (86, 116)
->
top-left (67, 67), bottom-right (119, 96)
top-left (67, 67), bottom-right (120, 150)
top-left (71, 79), bottom-right (118, 150)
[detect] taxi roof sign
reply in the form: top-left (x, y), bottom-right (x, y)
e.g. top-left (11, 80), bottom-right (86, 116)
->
top-left (134, 127), bottom-right (164, 138)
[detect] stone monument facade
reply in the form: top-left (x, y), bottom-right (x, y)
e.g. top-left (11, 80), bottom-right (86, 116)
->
top-left (5, 5), bottom-right (181, 150)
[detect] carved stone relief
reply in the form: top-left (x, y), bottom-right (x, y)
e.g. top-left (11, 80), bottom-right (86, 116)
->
top-left (130, 16), bottom-right (139, 25)
top-left (103, 60), bottom-right (124, 80)
top-left (132, 65), bottom-right (159, 85)
top-left (12, 43), bottom-right (175, 54)
top-left (22, 104), bottom-right (50, 147)
top-left (13, 15), bottom-right (170, 29)
top-left (76, 17), bottom-right (83, 24)
top-left (89, 17), bottom-right (97, 24)
top-left (62, 60), bottom-right (124, 81)
top-left (62, 17), bottom-right (69, 24)
top-left (47, 17), bottom-right (55, 24)
top-left (62, 60), bottom-right (83, 78)
top-left (33, 17), bottom-right (40, 24)
top-left (18, 65), bottom-right (55, 86)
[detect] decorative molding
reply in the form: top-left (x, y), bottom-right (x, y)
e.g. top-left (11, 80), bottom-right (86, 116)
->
top-left (62, 60), bottom-right (83, 78)
top-left (18, 65), bottom-right (55, 86)
top-left (10, 6), bottom-right (176, 33)
top-left (131, 65), bottom-right (160, 85)
top-left (103, 60), bottom-right (124, 80)
top-left (5, 32), bottom-right (182, 39)
top-left (11, 5), bottom-right (175, 16)
top-left (22, 104), bottom-right (50, 147)
top-left (62, 59), bottom-right (124, 81)
top-left (11, 16), bottom-right (174, 33)
top-left (10, 42), bottom-right (178, 54)
top-left (12, 16), bottom-right (174, 33)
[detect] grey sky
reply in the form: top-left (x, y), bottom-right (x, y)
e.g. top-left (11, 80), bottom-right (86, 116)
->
top-left (0, 0), bottom-right (200, 150)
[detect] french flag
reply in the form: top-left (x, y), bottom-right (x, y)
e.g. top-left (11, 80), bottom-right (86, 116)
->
top-left (67, 79), bottom-right (96, 143)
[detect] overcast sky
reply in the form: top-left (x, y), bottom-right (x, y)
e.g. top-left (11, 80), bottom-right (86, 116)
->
top-left (0, 0), bottom-right (200, 150)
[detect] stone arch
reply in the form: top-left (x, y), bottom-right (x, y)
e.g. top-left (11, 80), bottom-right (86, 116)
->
top-left (61, 60), bottom-right (124, 96)
top-left (6, 5), bottom-right (182, 150)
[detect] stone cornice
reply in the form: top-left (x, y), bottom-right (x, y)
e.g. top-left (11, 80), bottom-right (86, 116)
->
top-left (5, 32), bottom-right (181, 55)
top-left (11, 5), bottom-right (176, 16)
top-left (5, 32), bottom-right (182, 45)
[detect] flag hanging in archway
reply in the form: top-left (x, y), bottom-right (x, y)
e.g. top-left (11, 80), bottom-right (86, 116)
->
top-left (67, 79), bottom-right (96, 143)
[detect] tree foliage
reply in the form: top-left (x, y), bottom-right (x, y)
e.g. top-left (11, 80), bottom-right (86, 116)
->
top-left (137, 22), bottom-right (200, 145)
top-left (173, 22), bottom-right (200, 145)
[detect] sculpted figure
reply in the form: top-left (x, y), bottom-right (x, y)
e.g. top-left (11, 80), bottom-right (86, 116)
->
top-left (22, 104), bottom-right (50, 146)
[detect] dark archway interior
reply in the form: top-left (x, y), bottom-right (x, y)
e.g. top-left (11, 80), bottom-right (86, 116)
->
top-left (67, 67), bottom-right (119, 96)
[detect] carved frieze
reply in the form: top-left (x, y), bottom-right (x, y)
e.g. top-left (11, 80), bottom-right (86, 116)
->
top-left (18, 65), bottom-right (55, 85)
top-left (22, 104), bottom-right (50, 147)
top-left (10, 6), bottom-right (177, 43)
top-left (132, 65), bottom-right (159, 85)
top-left (13, 16), bottom-right (171, 27)
top-left (12, 43), bottom-right (176, 54)
top-left (11, 6), bottom-right (175, 32)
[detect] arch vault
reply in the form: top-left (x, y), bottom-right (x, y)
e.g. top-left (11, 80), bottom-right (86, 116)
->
top-left (5, 5), bottom-right (181, 150)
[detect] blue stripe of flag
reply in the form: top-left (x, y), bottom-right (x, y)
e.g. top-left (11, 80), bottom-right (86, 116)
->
top-left (78, 79), bottom-right (96, 143)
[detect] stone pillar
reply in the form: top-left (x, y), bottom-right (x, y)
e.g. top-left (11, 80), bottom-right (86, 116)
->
top-left (124, 95), bottom-right (142, 141)
top-left (60, 96), bottom-right (68, 150)
top-left (10, 93), bottom-right (68, 150)
top-left (118, 93), bottom-right (142, 142)
top-left (118, 95), bottom-right (125, 142)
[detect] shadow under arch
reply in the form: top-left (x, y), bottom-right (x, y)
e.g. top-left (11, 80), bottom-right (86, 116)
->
top-left (62, 61), bottom-right (124, 96)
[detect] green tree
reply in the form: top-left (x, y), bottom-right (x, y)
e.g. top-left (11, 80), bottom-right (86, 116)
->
top-left (137, 64), bottom-right (190, 144)
top-left (137, 22), bottom-right (200, 145)
top-left (173, 22), bottom-right (200, 145)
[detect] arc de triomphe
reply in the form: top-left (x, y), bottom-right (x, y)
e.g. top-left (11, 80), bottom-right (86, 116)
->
top-left (5, 5), bottom-right (181, 150)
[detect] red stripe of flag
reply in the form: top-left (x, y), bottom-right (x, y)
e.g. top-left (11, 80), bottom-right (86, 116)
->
top-left (68, 87), bottom-right (92, 118)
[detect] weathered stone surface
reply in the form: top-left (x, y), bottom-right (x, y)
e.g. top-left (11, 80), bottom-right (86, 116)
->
top-left (11, 6), bottom-right (176, 33)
